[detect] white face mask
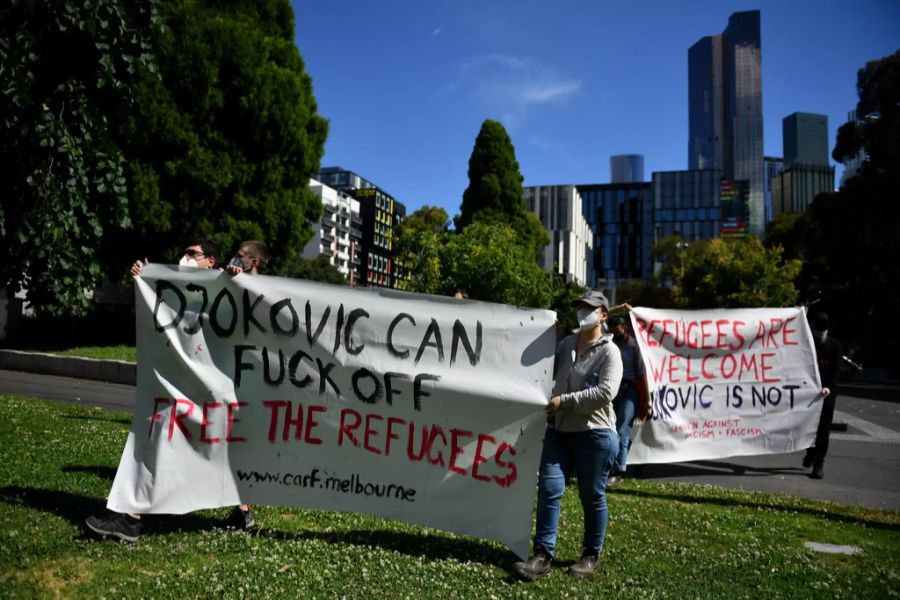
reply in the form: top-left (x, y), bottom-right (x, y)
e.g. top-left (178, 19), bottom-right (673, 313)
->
top-left (178, 255), bottom-right (198, 268)
top-left (577, 307), bottom-right (601, 331)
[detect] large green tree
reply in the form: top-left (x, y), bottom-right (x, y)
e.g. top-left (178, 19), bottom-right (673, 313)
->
top-left (456, 119), bottom-right (549, 256)
top-left (667, 237), bottom-right (800, 309)
top-left (440, 222), bottom-right (554, 308)
top-left (393, 206), bottom-right (449, 295)
top-left (0, 0), bottom-right (160, 316)
top-left (107, 0), bottom-right (328, 275)
top-left (0, 0), bottom-right (327, 317)
top-left (396, 207), bottom-right (554, 308)
top-left (766, 51), bottom-right (900, 369)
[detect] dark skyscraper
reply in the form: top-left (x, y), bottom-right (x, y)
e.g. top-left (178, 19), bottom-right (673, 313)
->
top-left (688, 10), bottom-right (764, 236)
top-left (609, 154), bottom-right (645, 184)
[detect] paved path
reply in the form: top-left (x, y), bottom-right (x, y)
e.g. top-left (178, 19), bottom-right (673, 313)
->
top-left (2, 369), bottom-right (899, 511)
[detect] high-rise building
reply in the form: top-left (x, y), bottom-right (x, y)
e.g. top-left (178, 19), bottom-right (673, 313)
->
top-left (610, 155), bottom-right (645, 184)
top-left (524, 185), bottom-right (593, 285)
top-left (688, 10), bottom-right (764, 236)
top-left (313, 167), bottom-right (407, 289)
top-left (575, 182), bottom-right (652, 290)
top-left (783, 112), bottom-right (829, 169)
top-left (764, 156), bottom-right (784, 224)
top-left (305, 179), bottom-right (362, 284)
top-left (771, 112), bottom-right (834, 217)
top-left (650, 170), bottom-right (723, 242)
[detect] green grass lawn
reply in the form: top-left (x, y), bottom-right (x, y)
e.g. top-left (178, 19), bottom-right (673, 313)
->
top-left (43, 345), bottom-right (137, 362)
top-left (1, 394), bottom-right (897, 598)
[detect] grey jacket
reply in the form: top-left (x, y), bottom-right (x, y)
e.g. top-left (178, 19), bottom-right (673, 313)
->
top-left (551, 332), bottom-right (623, 432)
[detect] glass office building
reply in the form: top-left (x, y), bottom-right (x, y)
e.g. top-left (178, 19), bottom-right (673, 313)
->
top-left (688, 11), bottom-right (764, 236)
top-left (650, 170), bottom-right (722, 242)
top-left (610, 154), bottom-right (645, 184)
top-left (575, 182), bottom-right (652, 290)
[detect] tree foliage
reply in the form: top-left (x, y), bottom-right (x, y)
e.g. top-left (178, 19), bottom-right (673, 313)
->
top-left (441, 222), bottom-right (554, 308)
top-left (284, 256), bottom-right (348, 286)
top-left (393, 206), bottom-right (448, 295)
top-left (0, 0), bottom-right (160, 316)
top-left (456, 119), bottom-right (549, 256)
top-left (0, 0), bottom-right (327, 316)
top-left (108, 0), bottom-right (328, 275)
top-left (395, 217), bottom-right (554, 309)
top-left (766, 51), bottom-right (900, 369)
top-left (666, 237), bottom-right (800, 309)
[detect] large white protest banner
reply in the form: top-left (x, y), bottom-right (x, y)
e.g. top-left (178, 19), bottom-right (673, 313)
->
top-left (627, 307), bottom-right (822, 464)
top-left (107, 265), bottom-right (556, 557)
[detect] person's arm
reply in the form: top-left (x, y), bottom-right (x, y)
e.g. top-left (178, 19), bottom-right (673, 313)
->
top-left (557, 345), bottom-right (623, 415)
top-left (130, 259), bottom-right (148, 277)
top-left (609, 303), bottom-right (633, 313)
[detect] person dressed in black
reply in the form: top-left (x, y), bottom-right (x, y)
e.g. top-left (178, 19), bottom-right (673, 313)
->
top-left (803, 312), bottom-right (842, 480)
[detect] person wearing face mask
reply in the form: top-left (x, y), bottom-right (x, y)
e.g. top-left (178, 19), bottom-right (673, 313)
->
top-left (128, 238), bottom-right (220, 277)
top-left (605, 316), bottom-right (649, 489)
top-left (803, 312), bottom-right (842, 479)
top-left (514, 290), bottom-right (623, 581)
top-left (225, 240), bottom-right (270, 276)
top-left (87, 236), bottom-right (221, 542)
top-left (221, 239), bottom-right (270, 528)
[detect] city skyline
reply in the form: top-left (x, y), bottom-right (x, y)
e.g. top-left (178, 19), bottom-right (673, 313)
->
top-left (292, 0), bottom-right (900, 218)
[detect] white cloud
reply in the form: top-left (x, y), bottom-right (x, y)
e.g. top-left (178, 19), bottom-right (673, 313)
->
top-left (431, 27), bottom-right (441, 36)
top-left (451, 54), bottom-right (582, 124)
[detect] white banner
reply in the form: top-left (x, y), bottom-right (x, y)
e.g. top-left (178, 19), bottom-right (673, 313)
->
top-left (628, 307), bottom-right (822, 464)
top-left (107, 265), bottom-right (555, 557)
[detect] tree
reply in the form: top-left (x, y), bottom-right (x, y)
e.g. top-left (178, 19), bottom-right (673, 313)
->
top-left (766, 51), bottom-right (900, 370)
top-left (675, 237), bottom-right (800, 308)
top-left (833, 50), bottom-right (900, 186)
top-left (106, 0), bottom-right (328, 276)
top-left (284, 256), bottom-right (348, 286)
top-left (548, 276), bottom-right (586, 335)
top-left (393, 206), bottom-right (449, 295)
top-left (456, 119), bottom-right (549, 256)
top-left (0, 0), bottom-right (161, 316)
top-left (399, 205), bottom-right (450, 235)
top-left (440, 222), bottom-right (554, 308)
top-left (0, 0), bottom-right (327, 317)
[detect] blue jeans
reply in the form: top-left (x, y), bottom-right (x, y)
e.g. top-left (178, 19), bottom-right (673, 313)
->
top-left (533, 427), bottom-right (617, 557)
top-left (612, 383), bottom-right (638, 473)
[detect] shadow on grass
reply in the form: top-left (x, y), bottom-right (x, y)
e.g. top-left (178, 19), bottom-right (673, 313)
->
top-left (633, 460), bottom-right (808, 479)
top-left (0, 483), bottom-right (518, 567)
top-left (614, 486), bottom-right (900, 532)
top-left (255, 526), bottom-right (519, 570)
top-left (63, 414), bottom-right (130, 426)
top-left (62, 465), bottom-right (118, 481)
top-left (0, 485), bottom-right (229, 537)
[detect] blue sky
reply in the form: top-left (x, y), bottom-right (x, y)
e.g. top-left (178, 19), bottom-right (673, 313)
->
top-left (292, 0), bottom-right (900, 218)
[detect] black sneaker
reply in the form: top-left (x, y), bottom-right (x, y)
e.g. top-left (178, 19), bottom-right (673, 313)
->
top-left (811, 463), bottom-right (824, 479)
top-left (85, 513), bottom-right (141, 542)
top-left (568, 553), bottom-right (600, 577)
top-left (231, 507), bottom-right (256, 529)
top-left (802, 452), bottom-right (814, 468)
top-left (513, 548), bottom-right (552, 581)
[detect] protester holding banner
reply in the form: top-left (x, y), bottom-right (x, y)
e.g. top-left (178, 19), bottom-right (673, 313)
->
top-left (226, 240), bottom-right (270, 276)
top-left (85, 236), bottom-right (221, 542)
top-left (514, 290), bottom-right (622, 581)
top-left (606, 316), bottom-right (649, 489)
top-left (222, 239), bottom-right (271, 528)
top-left (803, 312), bottom-right (842, 479)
